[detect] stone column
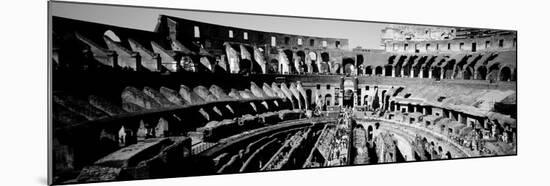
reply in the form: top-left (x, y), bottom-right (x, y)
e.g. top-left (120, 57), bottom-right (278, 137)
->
top-left (108, 51), bottom-right (120, 70)
top-left (339, 77), bottom-right (345, 106)
top-left (354, 77), bottom-right (359, 107)
top-left (428, 69), bottom-right (433, 79)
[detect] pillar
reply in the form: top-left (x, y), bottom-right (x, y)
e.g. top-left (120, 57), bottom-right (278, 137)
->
top-left (354, 77), bottom-right (359, 107)
top-left (339, 77), bottom-right (345, 106)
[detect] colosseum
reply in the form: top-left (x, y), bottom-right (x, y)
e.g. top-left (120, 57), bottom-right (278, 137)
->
top-left (50, 12), bottom-right (517, 184)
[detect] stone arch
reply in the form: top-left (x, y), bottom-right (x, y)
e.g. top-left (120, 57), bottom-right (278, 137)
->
top-left (283, 49), bottom-right (294, 73)
top-left (443, 60), bottom-right (456, 79)
top-left (269, 59), bottom-right (279, 74)
top-left (476, 66), bottom-right (487, 80)
top-left (343, 58), bottom-right (355, 75)
top-left (375, 66), bottom-right (384, 75)
top-left (463, 66), bottom-right (473, 80)
top-left (431, 66), bottom-right (441, 80)
top-left (296, 50), bottom-right (306, 72)
top-left (305, 89), bottom-right (313, 107)
top-left (500, 66), bottom-right (512, 81)
top-left (384, 65), bottom-right (393, 76)
top-left (321, 52), bottom-right (330, 62)
top-left (308, 51), bottom-right (319, 73)
top-left (394, 55), bottom-right (408, 77)
top-left (445, 151), bottom-right (452, 159)
top-left (324, 94), bottom-right (332, 106)
top-left (365, 66), bottom-right (373, 76)
top-left (487, 63), bottom-right (501, 82)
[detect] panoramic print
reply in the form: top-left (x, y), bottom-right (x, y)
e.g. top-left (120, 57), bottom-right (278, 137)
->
top-left (49, 1), bottom-right (517, 185)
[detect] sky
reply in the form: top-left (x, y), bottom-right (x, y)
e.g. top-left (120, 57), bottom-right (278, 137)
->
top-left (50, 2), bottom-right (387, 49)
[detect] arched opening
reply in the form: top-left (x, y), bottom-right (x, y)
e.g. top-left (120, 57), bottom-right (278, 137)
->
top-left (442, 60), bottom-right (456, 79)
top-left (283, 49), bottom-right (294, 73)
top-left (343, 89), bottom-right (354, 107)
top-left (365, 66), bottom-right (373, 76)
top-left (306, 89), bottom-right (313, 108)
top-left (363, 95), bottom-right (369, 107)
top-left (431, 67), bottom-right (441, 80)
top-left (324, 94), bottom-right (332, 106)
top-left (269, 59), bottom-right (279, 74)
top-left (476, 66), bottom-right (487, 80)
top-left (422, 66), bottom-right (430, 78)
top-left (403, 56), bottom-right (416, 77)
top-left (445, 151), bottom-right (452, 159)
top-left (240, 46), bottom-right (255, 74)
top-left (463, 67), bottom-right (473, 80)
top-left (390, 101), bottom-right (395, 112)
top-left (343, 58), bottom-right (355, 75)
top-left (308, 52), bottom-right (318, 73)
top-left (357, 54), bottom-right (364, 68)
top-left (384, 65), bottom-right (393, 76)
top-left (367, 125), bottom-right (374, 141)
top-left (296, 50), bottom-right (306, 73)
top-left (375, 66), bottom-right (383, 75)
top-left (321, 52), bottom-right (330, 62)
top-left (500, 66), bottom-right (512, 81)
top-left (394, 56), bottom-right (406, 77)
top-left (488, 63), bottom-right (501, 82)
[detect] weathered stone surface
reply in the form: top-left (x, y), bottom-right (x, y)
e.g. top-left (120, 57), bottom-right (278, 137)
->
top-left (88, 95), bottom-right (126, 116)
top-left (122, 102), bottom-right (145, 112)
top-left (121, 86), bottom-right (162, 110)
top-left (193, 85), bottom-right (217, 102)
top-left (238, 89), bottom-right (256, 99)
top-left (53, 94), bottom-right (108, 120)
top-left (179, 85), bottom-right (205, 105)
top-left (159, 86), bottom-right (187, 106)
top-left (52, 102), bottom-right (88, 127)
top-left (228, 88), bottom-right (243, 100)
top-left (143, 86), bottom-right (175, 107)
top-left (250, 82), bottom-right (268, 98)
top-left (262, 83), bottom-right (276, 97)
top-left (209, 85), bottom-right (233, 101)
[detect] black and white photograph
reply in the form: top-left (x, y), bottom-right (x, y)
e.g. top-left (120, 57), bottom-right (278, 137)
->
top-left (11, 0), bottom-right (550, 186)
top-left (47, 1), bottom-right (519, 185)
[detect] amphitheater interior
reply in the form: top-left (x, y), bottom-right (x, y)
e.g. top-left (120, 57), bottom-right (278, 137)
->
top-left (50, 15), bottom-right (517, 184)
